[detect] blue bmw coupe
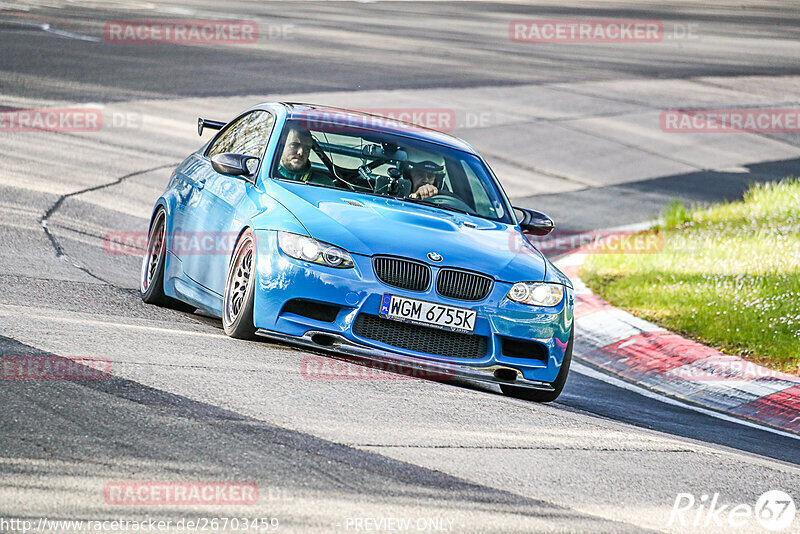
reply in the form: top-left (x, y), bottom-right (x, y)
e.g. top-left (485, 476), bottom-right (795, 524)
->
top-left (141, 102), bottom-right (574, 401)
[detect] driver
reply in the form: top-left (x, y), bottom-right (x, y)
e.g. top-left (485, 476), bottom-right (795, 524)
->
top-left (406, 160), bottom-right (445, 200)
top-left (277, 127), bottom-right (314, 182)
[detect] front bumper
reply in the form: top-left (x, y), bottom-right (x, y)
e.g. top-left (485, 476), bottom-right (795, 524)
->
top-left (253, 230), bottom-right (574, 384)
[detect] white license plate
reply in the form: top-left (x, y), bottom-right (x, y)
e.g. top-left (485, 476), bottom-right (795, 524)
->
top-left (379, 294), bottom-right (477, 333)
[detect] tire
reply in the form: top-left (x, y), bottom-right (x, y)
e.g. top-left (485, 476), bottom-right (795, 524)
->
top-left (140, 208), bottom-right (171, 305)
top-left (140, 208), bottom-right (196, 312)
top-left (501, 324), bottom-right (574, 402)
top-left (222, 228), bottom-right (257, 339)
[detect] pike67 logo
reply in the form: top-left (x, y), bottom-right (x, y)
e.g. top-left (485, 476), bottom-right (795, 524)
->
top-left (669, 490), bottom-right (796, 531)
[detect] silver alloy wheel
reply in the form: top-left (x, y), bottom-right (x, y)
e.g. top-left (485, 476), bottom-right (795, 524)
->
top-left (140, 210), bottom-right (166, 294)
top-left (224, 234), bottom-right (254, 326)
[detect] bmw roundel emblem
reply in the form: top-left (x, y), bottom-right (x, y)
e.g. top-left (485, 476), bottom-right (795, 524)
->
top-left (427, 252), bottom-right (443, 262)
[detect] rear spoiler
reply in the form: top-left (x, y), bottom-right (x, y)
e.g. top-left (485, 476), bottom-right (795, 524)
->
top-left (197, 117), bottom-right (226, 136)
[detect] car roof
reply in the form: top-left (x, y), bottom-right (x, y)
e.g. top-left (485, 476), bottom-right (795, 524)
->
top-left (272, 102), bottom-right (477, 154)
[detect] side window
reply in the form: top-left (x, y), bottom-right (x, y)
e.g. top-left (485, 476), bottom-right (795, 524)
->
top-left (461, 160), bottom-right (498, 218)
top-left (206, 113), bottom-right (251, 158)
top-left (238, 111), bottom-right (275, 160)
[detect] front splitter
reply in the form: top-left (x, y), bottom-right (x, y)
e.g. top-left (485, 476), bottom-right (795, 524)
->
top-left (255, 328), bottom-right (555, 391)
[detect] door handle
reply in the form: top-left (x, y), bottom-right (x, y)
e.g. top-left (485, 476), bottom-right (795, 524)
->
top-left (194, 178), bottom-right (207, 190)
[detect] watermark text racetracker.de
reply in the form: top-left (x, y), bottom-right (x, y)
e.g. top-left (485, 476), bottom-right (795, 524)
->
top-left (664, 355), bottom-right (792, 382)
top-left (0, 107), bottom-right (141, 133)
top-left (105, 231), bottom-right (241, 256)
top-left (513, 230), bottom-right (665, 255)
top-left (300, 356), bottom-right (455, 381)
top-left (1, 356), bottom-right (111, 380)
top-left (661, 108), bottom-right (800, 133)
top-left (509, 19), bottom-right (699, 43)
top-left (104, 481), bottom-right (258, 506)
top-left (104, 20), bottom-right (294, 44)
top-left (300, 108), bottom-right (494, 133)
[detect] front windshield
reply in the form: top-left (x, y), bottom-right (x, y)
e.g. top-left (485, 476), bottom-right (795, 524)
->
top-left (270, 118), bottom-right (512, 223)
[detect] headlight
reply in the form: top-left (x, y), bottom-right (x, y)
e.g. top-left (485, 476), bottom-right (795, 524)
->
top-left (278, 231), bottom-right (354, 269)
top-left (507, 282), bottom-right (564, 307)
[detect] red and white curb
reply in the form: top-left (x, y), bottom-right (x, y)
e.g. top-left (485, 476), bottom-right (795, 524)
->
top-left (555, 251), bottom-right (800, 436)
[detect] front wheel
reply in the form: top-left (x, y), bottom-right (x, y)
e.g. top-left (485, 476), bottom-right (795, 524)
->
top-left (223, 229), bottom-right (257, 339)
top-left (501, 325), bottom-right (574, 402)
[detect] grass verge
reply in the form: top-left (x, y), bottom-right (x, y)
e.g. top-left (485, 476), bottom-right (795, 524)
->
top-left (580, 179), bottom-right (800, 374)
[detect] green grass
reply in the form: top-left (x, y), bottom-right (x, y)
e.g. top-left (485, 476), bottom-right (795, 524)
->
top-left (580, 179), bottom-right (800, 374)
top-left (661, 199), bottom-right (693, 228)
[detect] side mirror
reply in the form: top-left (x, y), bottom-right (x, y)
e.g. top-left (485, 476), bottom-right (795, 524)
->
top-left (210, 153), bottom-right (258, 177)
top-left (514, 207), bottom-right (555, 236)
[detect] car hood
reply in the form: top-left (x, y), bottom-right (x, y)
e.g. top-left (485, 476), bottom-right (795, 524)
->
top-left (267, 181), bottom-right (548, 282)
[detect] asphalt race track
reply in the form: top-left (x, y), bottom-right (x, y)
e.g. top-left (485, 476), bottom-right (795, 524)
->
top-left (1, 1), bottom-right (800, 533)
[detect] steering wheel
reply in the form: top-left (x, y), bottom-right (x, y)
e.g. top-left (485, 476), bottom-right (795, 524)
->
top-left (421, 192), bottom-right (475, 213)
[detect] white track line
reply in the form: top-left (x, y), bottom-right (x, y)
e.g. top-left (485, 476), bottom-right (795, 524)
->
top-left (0, 305), bottom-right (225, 339)
top-left (0, 19), bottom-right (101, 42)
top-left (571, 359), bottom-right (800, 441)
top-left (43, 25), bottom-right (101, 42)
